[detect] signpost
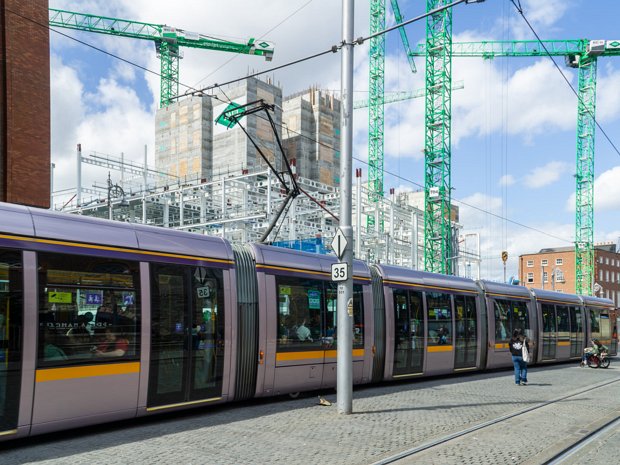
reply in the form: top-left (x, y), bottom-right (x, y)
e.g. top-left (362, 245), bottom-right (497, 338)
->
top-left (338, 0), bottom-right (354, 415)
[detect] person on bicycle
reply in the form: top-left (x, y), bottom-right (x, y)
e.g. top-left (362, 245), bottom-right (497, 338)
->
top-left (581, 339), bottom-right (608, 367)
top-left (591, 339), bottom-right (608, 356)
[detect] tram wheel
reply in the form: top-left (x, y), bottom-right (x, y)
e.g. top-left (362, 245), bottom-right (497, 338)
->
top-left (288, 392), bottom-right (301, 399)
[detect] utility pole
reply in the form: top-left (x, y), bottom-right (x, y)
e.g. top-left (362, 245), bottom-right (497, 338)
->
top-left (337, 0), bottom-right (354, 415)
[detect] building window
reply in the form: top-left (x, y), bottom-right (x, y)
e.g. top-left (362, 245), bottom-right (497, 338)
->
top-left (606, 257), bottom-right (610, 265)
top-left (606, 270), bottom-right (609, 282)
top-left (527, 260), bottom-right (534, 268)
top-left (600, 270), bottom-right (603, 281)
top-left (555, 258), bottom-right (563, 265)
top-left (556, 270), bottom-right (565, 282)
top-left (541, 259), bottom-right (548, 266)
top-left (527, 272), bottom-right (534, 283)
top-left (543, 271), bottom-right (548, 283)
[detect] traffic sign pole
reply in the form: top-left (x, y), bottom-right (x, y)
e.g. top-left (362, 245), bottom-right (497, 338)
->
top-left (338, 0), bottom-right (354, 415)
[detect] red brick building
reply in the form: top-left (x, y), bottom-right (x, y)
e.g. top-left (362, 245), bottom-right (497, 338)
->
top-left (0, 0), bottom-right (50, 208)
top-left (519, 243), bottom-right (620, 305)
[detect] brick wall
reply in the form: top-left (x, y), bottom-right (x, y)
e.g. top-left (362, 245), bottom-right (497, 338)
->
top-left (0, 0), bottom-right (50, 208)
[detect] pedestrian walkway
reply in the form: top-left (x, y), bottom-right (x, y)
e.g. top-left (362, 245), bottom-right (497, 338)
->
top-left (2, 361), bottom-right (619, 465)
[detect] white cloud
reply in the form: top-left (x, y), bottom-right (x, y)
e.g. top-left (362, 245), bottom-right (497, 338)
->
top-left (523, 161), bottom-right (571, 189)
top-left (499, 174), bottom-right (515, 187)
top-left (596, 63), bottom-right (620, 122)
top-left (458, 192), bottom-right (573, 281)
top-left (566, 165), bottom-right (620, 213)
top-left (452, 58), bottom-right (577, 146)
top-left (507, 0), bottom-right (571, 40)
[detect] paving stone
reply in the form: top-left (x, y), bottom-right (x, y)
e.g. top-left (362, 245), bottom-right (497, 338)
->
top-left (1, 360), bottom-right (618, 465)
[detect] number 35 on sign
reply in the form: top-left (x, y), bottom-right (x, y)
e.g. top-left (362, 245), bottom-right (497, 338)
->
top-left (331, 262), bottom-right (348, 282)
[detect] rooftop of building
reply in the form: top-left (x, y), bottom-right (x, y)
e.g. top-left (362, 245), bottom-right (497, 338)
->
top-left (520, 242), bottom-right (619, 256)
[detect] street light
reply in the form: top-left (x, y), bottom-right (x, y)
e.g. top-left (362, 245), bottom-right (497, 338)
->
top-left (107, 172), bottom-right (128, 220)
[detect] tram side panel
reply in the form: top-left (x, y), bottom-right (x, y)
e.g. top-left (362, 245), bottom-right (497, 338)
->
top-left (251, 244), bottom-right (371, 397)
top-left (30, 250), bottom-right (142, 436)
top-left (253, 246), bottom-right (325, 396)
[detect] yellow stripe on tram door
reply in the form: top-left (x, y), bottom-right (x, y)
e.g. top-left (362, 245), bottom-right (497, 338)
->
top-left (427, 345), bottom-right (453, 353)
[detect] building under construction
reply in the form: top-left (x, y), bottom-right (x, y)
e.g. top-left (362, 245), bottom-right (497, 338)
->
top-left (54, 77), bottom-right (479, 275)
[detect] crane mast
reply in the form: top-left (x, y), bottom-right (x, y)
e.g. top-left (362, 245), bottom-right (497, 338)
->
top-left (49, 8), bottom-right (274, 107)
top-left (367, 1), bottom-right (417, 235)
top-left (423, 0), bottom-right (454, 274)
top-left (368, 0), bottom-right (386, 233)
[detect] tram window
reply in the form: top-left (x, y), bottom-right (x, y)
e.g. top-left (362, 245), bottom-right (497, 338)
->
top-left (494, 300), bottom-right (509, 342)
top-left (426, 292), bottom-right (452, 346)
top-left (276, 277), bottom-right (364, 351)
top-left (276, 277), bottom-right (322, 350)
top-left (600, 311), bottom-right (611, 341)
top-left (319, 283), bottom-right (363, 348)
top-left (556, 306), bottom-right (570, 340)
top-left (351, 284), bottom-right (364, 348)
top-left (494, 299), bottom-right (529, 342)
top-left (589, 309), bottom-right (601, 340)
top-left (37, 253), bottom-right (140, 367)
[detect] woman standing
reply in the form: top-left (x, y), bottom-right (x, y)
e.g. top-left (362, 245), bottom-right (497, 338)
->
top-left (509, 329), bottom-right (530, 386)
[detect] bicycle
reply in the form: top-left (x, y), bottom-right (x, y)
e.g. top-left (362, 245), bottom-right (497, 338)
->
top-left (585, 351), bottom-right (610, 369)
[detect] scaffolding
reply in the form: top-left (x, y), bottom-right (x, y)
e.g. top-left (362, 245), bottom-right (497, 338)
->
top-left (53, 150), bottom-right (480, 273)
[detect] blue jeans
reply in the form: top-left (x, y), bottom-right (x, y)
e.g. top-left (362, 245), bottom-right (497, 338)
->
top-left (512, 355), bottom-right (528, 384)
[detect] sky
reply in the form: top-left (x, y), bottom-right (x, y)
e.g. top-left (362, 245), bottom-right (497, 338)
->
top-left (45, 0), bottom-right (620, 281)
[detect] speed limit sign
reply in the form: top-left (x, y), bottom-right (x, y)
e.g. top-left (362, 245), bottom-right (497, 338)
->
top-left (331, 262), bottom-right (348, 282)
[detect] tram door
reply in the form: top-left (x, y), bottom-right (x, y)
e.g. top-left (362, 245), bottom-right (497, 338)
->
top-left (0, 250), bottom-right (22, 433)
top-left (541, 304), bottom-right (557, 360)
top-left (148, 264), bottom-right (225, 407)
top-left (569, 306), bottom-right (584, 358)
top-left (454, 294), bottom-right (477, 369)
top-left (393, 290), bottom-right (424, 376)
top-left (425, 292), bottom-right (454, 374)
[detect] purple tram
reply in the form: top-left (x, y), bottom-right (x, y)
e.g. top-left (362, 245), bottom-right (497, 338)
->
top-left (0, 201), bottom-right (615, 440)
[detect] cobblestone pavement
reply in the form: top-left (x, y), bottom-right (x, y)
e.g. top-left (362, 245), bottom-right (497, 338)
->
top-left (1, 361), bottom-right (618, 465)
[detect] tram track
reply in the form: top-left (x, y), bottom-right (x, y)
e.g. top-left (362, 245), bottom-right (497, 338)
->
top-left (543, 414), bottom-right (620, 464)
top-left (371, 376), bottom-right (620, 465)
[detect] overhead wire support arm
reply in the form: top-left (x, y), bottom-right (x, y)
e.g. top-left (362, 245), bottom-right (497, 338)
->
top-left (217, 100), bottom-right (301, 243)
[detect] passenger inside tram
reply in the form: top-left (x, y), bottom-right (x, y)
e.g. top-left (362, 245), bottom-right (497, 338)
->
top-left (94, 327), bottom-right (129, 357)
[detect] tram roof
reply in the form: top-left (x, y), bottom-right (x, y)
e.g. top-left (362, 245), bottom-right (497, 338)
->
top-left (250, 243), bottom-right (371, 278)
top-left (527, 288), bottom-right (582, 305)
top-left (0, 201), bottom-right (233, 262)
top-left (477, 280), bottom-right (533, 299)
top-left (375, 264), bottom-right (479, 292)
top-left (580, 294), bottom-right (615, 308)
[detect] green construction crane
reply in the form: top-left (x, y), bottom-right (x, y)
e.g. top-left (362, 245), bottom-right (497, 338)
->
top-left (422, 0), bottom-right (454, 274)
top-left (49, 8), bottom-right (274, 108)
top-left (368, 0), bottom-right (417, 232)
top-left (412, 38), bottom-right (620, 292)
